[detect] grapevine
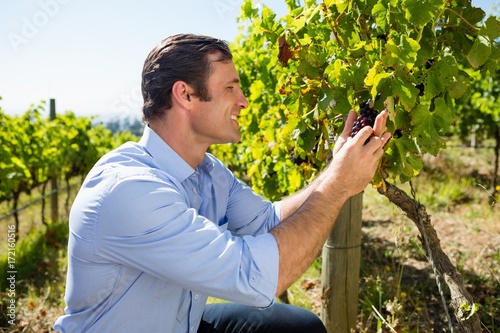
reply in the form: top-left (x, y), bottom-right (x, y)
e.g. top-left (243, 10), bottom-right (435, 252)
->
top-left (209, 0), bottom-right (500, 331)
top-left (0, 100), bottom-right (135, 231)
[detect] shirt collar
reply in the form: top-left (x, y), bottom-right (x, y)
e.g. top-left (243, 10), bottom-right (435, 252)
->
top-left (139, 125), bottom-right (214, 182)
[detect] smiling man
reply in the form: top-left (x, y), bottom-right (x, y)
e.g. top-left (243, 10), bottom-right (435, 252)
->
top-left (54, 34), bottom-right (390, 333)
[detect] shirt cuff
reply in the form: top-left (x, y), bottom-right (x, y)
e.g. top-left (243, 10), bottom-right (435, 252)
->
top-left (242, 232), bottom-right (279, 308)
top-left (273, 201), bottom-right (282, 225)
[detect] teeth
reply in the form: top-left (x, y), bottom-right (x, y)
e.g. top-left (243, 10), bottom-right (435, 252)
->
top-left (230, 115), bottom-right (237, 120)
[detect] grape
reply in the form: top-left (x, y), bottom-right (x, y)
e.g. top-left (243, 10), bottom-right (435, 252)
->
top-left (289, 153), bottom-right (306, 166)
top-left (350, 99), bottom-right (379, 140)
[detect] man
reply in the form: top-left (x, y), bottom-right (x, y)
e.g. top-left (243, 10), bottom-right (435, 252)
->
top-left (54, 34), bottom-right (390, 332)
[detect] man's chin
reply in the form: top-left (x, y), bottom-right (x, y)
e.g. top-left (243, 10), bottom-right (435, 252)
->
top-left (230, 132), bottom-right (241, 144)
top-left (214, 135), bottom-right (241, 145)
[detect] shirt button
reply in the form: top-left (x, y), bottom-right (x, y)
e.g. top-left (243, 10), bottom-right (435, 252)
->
top-left (194, 294), bottom-right (199, 300)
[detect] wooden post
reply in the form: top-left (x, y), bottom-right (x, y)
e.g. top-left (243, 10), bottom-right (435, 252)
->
top-left (321, 192), bottom-right (363, 333)
top-left (49, 98), bottom-right (59, 223)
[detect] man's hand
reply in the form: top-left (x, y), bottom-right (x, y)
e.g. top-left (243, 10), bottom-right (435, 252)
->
top-left (326, 110), bottom-right (391, 197)
top-left (332, 109), bottom-right (390, 157)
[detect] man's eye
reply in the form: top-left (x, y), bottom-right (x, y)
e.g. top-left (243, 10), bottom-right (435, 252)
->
top-left (227, 86), bottom-right (234, 90)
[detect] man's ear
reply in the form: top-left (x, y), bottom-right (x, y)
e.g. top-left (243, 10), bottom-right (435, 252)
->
top-left (171, 81), bottom-right (194, 108)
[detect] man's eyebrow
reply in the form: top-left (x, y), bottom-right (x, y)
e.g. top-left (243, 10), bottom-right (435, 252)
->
top-left (226, 78), bottom-right (240, 84)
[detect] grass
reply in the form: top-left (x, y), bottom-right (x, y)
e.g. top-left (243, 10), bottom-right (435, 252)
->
top-left (0, 140), bottom-right (498, 332)
top-left (0, 221), bottom-right (68, 332)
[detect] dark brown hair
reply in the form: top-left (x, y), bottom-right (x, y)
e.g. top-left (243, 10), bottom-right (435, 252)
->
top-left (141, 34), bottom-right (232, 122)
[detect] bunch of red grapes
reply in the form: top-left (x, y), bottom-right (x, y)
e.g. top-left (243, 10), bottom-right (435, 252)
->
top-left (350, 99), bottom-right (379, 139)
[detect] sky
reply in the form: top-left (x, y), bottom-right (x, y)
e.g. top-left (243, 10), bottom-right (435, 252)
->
top-left (0, 0), bottom-right (496, 123)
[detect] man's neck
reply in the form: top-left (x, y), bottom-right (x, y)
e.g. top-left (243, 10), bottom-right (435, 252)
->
top-left (148, 118), bottom-right (208, 169)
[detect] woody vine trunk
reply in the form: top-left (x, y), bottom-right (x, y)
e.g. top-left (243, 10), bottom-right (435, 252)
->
top-left (378, 181), bottom-right (481, 332)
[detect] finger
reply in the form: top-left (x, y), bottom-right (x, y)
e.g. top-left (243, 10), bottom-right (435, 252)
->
top-left (364, 134), bottom-right (383, 153)
top-left (332, 110), bottom-right (358, 156)
top-left (352, 126), bottom-right (374, 146)
top-left (340, 110), bottom-right (357, 138)
top-left (373, 110), bottom-right (388, 137)
top-left (380, 132), bottom-right (392, 147)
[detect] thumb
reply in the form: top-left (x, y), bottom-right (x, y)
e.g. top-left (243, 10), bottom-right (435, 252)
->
top-left (332, 110), bottom-right (357, 157)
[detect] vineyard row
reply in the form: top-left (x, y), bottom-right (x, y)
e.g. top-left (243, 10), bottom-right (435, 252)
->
top-left (0, 99), bottom-right (139, 229)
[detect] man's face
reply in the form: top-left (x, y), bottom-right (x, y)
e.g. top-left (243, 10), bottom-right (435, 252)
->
top-left (188, 53), bottom-right (248, 146)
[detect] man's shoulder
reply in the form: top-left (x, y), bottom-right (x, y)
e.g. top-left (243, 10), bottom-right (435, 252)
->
top-left (96, 142), bottom-right (158, 170)
top-left (86, 142), bottom-right (182, 189)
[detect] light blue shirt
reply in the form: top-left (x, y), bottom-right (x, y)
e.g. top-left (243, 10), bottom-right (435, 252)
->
top-left (54, 126), bottom-right (280, 333)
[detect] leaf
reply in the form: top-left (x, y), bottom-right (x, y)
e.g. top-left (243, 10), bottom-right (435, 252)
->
top-left (297, 57), bottom-right (321, 78)
top-left (484, 16), bottom-right (500, 40)
top-left (403, 0), bottom-right (443, 28)
top-left (424, 56), bottom-right (458, 99)
top-left (261, 6), bottom-right (280, 34)
top-left (241, 0), bottom-right (258, 19)
top-left (467, 31), bottom-right (491, 69)
top-left (278, 35), bottom-right (294, 66)
top-left (381, 34), bottom-right (420, 70)
top-left (411, 98), bottom-right (452, 155)
top-left (392, 74), bottom-right (419, 110)
top-left (348, 41), bottom-right (367, 58)
top-left (392, 136), bottom-right (422, 181)
top-left (383, 139), bottom-right (412, 182)
top-left (372, 3), bottom-right (388, 33)
top-left (365, 60), bottom-right (393, 98)
top-left (289, 15), bottom-right (306, 33)
top-left (287, 167), bottom-right (304, 191)
top-left (364, 62), bottom-right (392, 99)
top-left (414, 25), bottom-right (435, 67)
top-left (463, 6), bottom-right (486, 26)
top-left (432, 98), bottom-right (454, 133)
top-left (324, 59), bottom-right (341, 83)
top-left (324, 0), bottom-right (348, 12)
top-left (447, 74), bottom-right (469, 99)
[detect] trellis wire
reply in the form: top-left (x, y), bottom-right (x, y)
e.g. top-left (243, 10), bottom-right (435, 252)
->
top-left (0, 182), bottom-right (75, 222)
top-left (409, 180), bottom-right (455, 333)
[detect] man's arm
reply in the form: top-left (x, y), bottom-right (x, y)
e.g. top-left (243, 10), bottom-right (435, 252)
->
top-left (270, 110), bottom-right (390, 295)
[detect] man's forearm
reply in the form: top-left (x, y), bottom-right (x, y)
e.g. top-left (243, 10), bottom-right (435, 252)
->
top-left (271, 176), bottom-right (350, 295)
top-left (278, 171), bottom-right (325, 222)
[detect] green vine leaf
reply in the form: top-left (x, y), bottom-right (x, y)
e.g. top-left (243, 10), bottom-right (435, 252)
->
top-left (392, 74), bottom-right (419, 110)
top-left (403, 0), bottom-right (443, 28)
top-left (372, 3), bottom-right (389, 33)
top-left (381, 34), bottom-right (421, 70)
top-left (484, 16), bottom-right (500, 40)
top-left (467, 30), bottom-right (491, 69)
top-left (424, 56), bottom-right (458, 100)
top-left (411, 98), bottom-right (453, 155)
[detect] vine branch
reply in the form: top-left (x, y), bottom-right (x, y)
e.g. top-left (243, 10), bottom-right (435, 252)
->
top-left (377, 180), bottom-right (482, 332)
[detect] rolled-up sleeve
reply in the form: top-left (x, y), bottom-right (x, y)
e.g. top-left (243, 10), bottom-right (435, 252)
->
top-left (241, 233), bottom-right (279, 307)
